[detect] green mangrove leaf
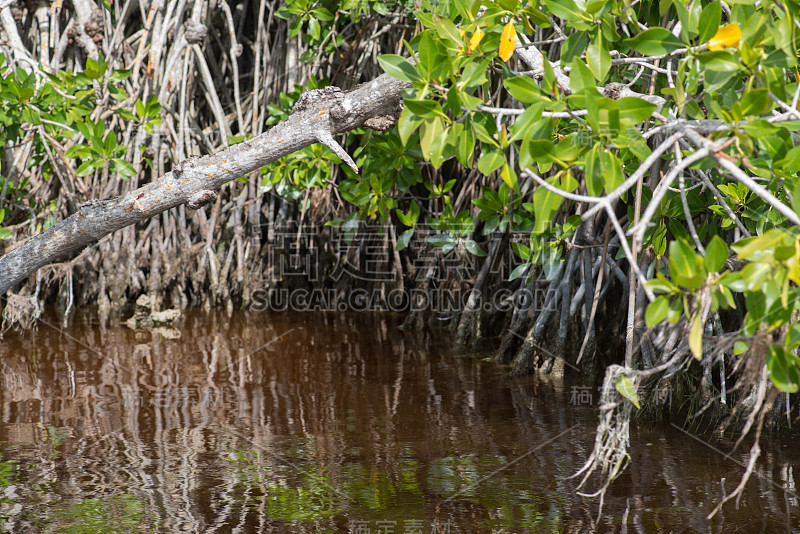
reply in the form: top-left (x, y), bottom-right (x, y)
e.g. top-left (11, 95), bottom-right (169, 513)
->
top-left (377, 54), bottom-right (421, 83)
top-left (623, 28), bottom-right (684, 56)
top-left (645, 295), bottom-right (670, 327)
top-left (766, 346), bottom-right (800, 393)
top-left (704, 235), bottom-right (729, 273)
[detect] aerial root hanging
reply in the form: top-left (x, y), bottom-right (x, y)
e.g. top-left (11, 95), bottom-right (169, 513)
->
top-left (571, 364), bottom-right (633, 516)
top-left (2, 286), bottom-right (42, 332)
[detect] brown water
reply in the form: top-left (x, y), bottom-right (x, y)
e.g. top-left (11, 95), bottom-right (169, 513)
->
top-left (0, 310), bottom-right (797, 533)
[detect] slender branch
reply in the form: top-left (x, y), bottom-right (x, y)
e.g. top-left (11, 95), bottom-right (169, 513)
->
top-left (582, 131), bottom-right (683, 221)
top-left (474, 104), bottom-right (589, 118)
top-left (219, 0), bottom-right (245, 134)
top-left (769, 91), bottom-right (800, 121)
top-left (675, 141), bottom-right (705, 253)
top-left (629, 136), bottom-right (720, 242)
top-left (191, 43), bottom-right (232, 146)
top-left (684, 129), bottom-right (800, 227)
top-left (522, 168), bottom-right (600, 205)
top-left (697, 169), bottom-right (751, 238)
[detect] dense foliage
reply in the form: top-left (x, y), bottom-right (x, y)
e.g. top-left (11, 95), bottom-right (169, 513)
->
top-left (263, 0), bottom-right (800, 396)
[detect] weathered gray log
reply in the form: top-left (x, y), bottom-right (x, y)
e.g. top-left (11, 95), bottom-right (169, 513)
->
top-left (0, 75), bottom-right (408, 296)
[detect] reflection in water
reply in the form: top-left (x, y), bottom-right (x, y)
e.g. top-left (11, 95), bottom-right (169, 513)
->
top-left (0, 311), bottom-right (798, 533)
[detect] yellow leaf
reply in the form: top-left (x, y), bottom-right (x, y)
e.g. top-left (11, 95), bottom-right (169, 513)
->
top-left (788, 243), bottom-right (800, 285)
top-left (469, 27), bottom-right (484, 51)
top-left (708, 23), bottom-right (741, 51)
top-left (689, 312), bottom-right (703, 360)
top-left (457, 29), bottom-right (468, 55)
top-left (615, 375), bottom-right (640, 409)
top-left (499, 22), bottom-right (517, 62)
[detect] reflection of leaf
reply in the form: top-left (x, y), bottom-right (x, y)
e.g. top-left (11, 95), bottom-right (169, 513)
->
top-left (499, 22), bottom-right (517, 62)
top-left (48, 426), bottom-right (68, 446)
top-left (708, 23), bottom-right (741, 51)
top-left (55, 495), bottom-right (147, 532)
top-left (615, 375), bottom-right (640, 409)
top-left (0, 454), bottom-right (16, 486)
